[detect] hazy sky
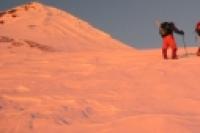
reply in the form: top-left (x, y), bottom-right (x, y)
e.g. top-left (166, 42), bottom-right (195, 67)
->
top-left (1, 0), bottom-right (200, 49)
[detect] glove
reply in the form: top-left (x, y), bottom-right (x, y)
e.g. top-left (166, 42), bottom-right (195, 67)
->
top-left (180, 30), bottom-right (184, 35)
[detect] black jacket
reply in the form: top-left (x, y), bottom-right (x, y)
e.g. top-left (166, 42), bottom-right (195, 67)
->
top-left (159, 22), bottom-right (184, 37)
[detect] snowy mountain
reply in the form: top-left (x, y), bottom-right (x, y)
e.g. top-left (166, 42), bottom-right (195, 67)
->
top-left (0, 2), bottom-right (131, 52)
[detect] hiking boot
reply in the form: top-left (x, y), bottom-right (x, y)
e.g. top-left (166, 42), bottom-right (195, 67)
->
top-left (172, 48), bottom-right (178, 59)
top-left (172, 56), bottom-right (178, 59)
top-left (162, 49), bottom-right (168, 59)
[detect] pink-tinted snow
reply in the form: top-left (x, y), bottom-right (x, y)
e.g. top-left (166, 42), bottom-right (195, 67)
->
top-left (0, 2), bottom-right (200, 133)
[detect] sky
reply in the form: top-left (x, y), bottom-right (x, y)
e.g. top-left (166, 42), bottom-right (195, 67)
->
top-left (1, 0), bottom-right (200, 49)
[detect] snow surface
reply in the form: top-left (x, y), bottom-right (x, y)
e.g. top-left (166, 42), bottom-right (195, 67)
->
top-left (0, 2), bottom-right (200, 133)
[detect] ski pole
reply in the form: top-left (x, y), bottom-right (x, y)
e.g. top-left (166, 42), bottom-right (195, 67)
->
top-left (182, 35), bottom-right (188, 55)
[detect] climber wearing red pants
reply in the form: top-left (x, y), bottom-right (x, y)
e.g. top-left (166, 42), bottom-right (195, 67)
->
top-left (159, 22), bottom-right (184, 59)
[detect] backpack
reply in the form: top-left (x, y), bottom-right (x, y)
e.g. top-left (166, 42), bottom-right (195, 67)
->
top-left (159, 22), bottom-right (174, 37)
top-left (195, 22), bottom-right (200, 36)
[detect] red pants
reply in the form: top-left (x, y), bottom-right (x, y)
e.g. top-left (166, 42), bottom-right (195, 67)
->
top-left (162, 35), bottom-right (177, 59)
top-left (197, 47), bottom-right (200, 56)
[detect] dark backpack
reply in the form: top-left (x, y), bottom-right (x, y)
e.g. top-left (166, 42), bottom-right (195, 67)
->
top-left (195, 22), bottom-right (200, 36)
top-left (159, 22), bottom-right (174, 37)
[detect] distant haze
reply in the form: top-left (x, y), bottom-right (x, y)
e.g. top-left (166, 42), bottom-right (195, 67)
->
top-left (1, 0), bottom-right (200, 49)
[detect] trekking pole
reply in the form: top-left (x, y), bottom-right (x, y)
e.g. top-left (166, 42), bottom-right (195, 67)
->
top-left (182, 35), bottom-right (188, 56)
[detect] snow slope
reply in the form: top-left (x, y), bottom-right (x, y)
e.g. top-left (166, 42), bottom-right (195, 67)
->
top-left (1, 2), bottom-right (200, 133)
top-left (0, 2), bottom-right (131, 52)
top-left (1, 47), bottom-right (200, 133)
